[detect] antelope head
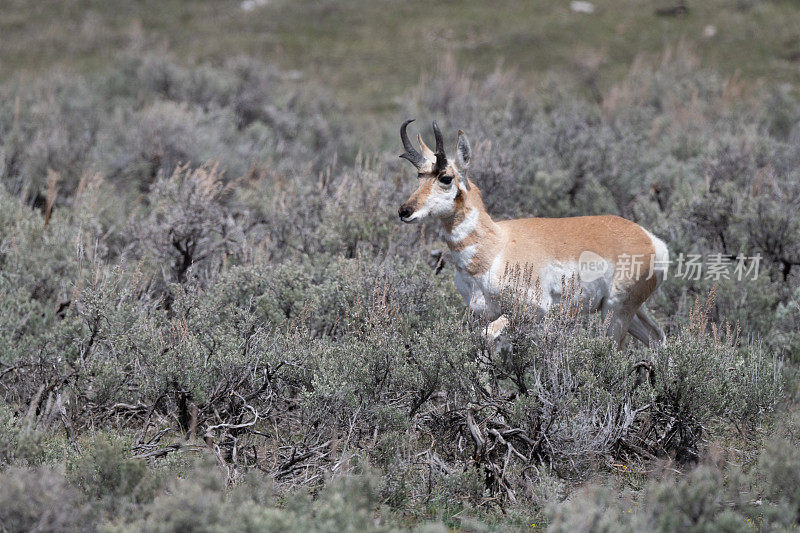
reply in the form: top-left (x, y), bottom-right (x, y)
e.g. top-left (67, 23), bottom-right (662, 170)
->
top-left (397, 119), bottom-right (471, 223)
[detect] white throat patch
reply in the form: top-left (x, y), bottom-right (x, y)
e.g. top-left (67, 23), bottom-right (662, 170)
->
top-left (451, 244), bottom-right (478, 270)
top-left (445, 207), bottom-right (479, 243)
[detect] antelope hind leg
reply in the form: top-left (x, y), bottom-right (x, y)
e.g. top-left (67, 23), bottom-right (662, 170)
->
top-left (627, 307), bottom-right (666, 346)
top-left (636, 305), bottom-right (666, 345)
top-left (627, 313), bottom-right (654, 345)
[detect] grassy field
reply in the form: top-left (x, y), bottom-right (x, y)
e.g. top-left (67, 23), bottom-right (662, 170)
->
top-left (2, 0), bottom-right (800, 115)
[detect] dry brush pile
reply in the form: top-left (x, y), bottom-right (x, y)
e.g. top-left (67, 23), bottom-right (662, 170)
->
top-left (0, 48), bottom-right (799, 530)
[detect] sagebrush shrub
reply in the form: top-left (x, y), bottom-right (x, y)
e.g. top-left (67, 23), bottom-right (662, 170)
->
top-left (0, 467), bottom-right (93, 533)
top-left (0, 45), bottom-right (798, 528)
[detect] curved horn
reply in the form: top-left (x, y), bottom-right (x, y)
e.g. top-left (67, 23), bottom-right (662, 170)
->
top-left (432, 120), bottom-right (447, 173)
top-left (399, 119), bottom-right (424, 169)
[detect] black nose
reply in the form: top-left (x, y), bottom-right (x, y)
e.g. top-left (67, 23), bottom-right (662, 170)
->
top-left (398, 206), bottom-right (412, 219)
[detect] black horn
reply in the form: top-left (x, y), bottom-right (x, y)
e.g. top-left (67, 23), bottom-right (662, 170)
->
top-left (432, 120), bottom-right (447, 173)
top-left (399, 119), bottom-right (424, 169)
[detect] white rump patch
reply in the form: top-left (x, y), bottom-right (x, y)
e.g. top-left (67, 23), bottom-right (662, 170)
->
top-left (643, 228), bottom-right (670, 283)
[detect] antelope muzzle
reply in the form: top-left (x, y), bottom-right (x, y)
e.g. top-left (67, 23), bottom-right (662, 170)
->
top-left (398, 203), bottom-right (414, 222)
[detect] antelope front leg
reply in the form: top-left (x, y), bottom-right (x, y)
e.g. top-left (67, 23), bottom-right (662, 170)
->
top-left (484, 315), bottom-right (511, 356)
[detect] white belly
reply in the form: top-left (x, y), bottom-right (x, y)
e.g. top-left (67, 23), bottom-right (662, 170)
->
top-left (536, 261), bottom-right (612, 313)
top-left (454, 257), bottom-right (612, 320)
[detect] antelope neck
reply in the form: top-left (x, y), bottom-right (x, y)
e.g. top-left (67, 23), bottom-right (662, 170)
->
top-left (440, 186), bottom-right (504, 261)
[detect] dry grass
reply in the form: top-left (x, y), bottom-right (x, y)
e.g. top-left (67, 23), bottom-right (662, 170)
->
top-left (1, 0), bottom-right (800, 119)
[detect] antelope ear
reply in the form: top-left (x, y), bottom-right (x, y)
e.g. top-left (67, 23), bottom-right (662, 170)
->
top-left (456, 130), bottom-right (471, 169)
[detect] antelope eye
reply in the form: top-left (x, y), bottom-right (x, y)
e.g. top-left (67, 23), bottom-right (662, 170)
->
top-left (438, 174), bottom-right (453, 185)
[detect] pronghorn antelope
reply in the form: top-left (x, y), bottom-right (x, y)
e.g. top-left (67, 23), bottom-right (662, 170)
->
top-left (397, 120), bottom-right (668, 347)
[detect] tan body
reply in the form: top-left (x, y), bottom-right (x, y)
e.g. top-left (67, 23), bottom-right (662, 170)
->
top-left (397, 120), bottom-right (667, 346)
